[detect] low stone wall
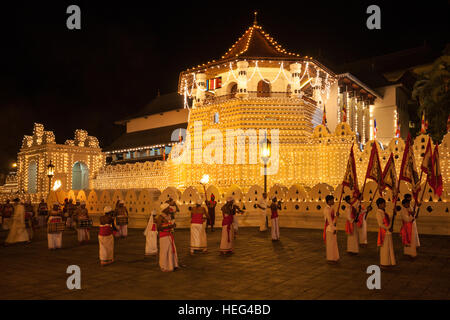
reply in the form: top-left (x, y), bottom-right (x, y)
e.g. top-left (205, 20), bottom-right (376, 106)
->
top-left (87, 200), bottom-right (449, 236)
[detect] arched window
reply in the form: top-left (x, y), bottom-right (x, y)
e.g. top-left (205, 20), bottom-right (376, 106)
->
top-left (257, 80), bottom-right (271, 97)
top-left (28, 161), bottom-right (37, 193)
top-left (228, 82), bottom-right (237, 97)
top-left (72, 161), bottom-right (89, 190)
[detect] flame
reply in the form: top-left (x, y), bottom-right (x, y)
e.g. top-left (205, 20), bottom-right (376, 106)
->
top-left (200, 174), bottom-right (210, 184)
top-left (52, 180), bottom-right (62, 191)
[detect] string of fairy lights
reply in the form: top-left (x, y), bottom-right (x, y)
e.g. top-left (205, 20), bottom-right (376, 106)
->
top-left (182, 60), bottom-right (333, 109)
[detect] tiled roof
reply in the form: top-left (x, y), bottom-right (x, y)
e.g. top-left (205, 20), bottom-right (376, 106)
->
top-left (104, 123), bottom-right (188, 152)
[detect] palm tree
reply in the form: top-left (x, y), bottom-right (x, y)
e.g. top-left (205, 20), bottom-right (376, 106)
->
top-left (412, 45), bottom-right (450, 143)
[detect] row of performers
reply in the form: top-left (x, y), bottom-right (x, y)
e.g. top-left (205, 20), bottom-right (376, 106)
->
top-left (323, 193), bottom-right (420, 268)
top-left (1, 198), bottom-right (130, 248)
top-left (99, 195), bottom-right (280, 270)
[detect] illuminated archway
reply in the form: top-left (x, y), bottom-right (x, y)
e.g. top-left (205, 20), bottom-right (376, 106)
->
top-left (72, 161), bottom-right (89, 190)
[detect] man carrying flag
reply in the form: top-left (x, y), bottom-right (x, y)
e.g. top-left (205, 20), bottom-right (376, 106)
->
top-left (399, 134), bottom-right (421, 203)
top-left (342, 144), bottom-right (364, 252)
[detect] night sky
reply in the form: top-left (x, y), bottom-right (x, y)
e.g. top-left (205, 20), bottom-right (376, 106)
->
top-left (0, 1), bottom-right (448, 177)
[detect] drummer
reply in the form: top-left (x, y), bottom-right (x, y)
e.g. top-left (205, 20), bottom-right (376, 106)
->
top-left (47, 203), bottom-right (64, 250)
top-left (115, 200), bottom-right (129, 239)
top-left (74, 201), bottom-right (91, 245)
top-left (37, 199), bottom-right (49, 228)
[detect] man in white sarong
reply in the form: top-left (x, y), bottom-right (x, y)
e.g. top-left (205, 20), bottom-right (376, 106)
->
top-left (344, 195), bottom-right (359, 254)
top-left (74, 201), bottom-right (90, 244)
top-left (220, 197), bottom-right (235, 254)
top-left (98, 206), bottom-right (115, 266)
top-left (256, 193), bottom-right (269, 232)
top-left (115, 200), bottom-right (129, 238)
top-left (190, 199), bottom-right (209, 254)
top-left (47, 203), bottom-right (63, 250)
top-left (2, 199), bottom-right (14, 231)
top-left (144, 210), bottom-right (158, 256)
top-left (376, 198), bottom-right (396, 268)
top-left (5, 198), bottom-right (30, 245)
top-left (270, 197), bottom-right (281, 241)
top-left (323, 195), bottom-right (339, 263)
top-left (157, 203), bottom-right (178, 272)
top-left (400, 198), bottom-right (417, 258)
top-left (404, 194), bottom-right (420, 248)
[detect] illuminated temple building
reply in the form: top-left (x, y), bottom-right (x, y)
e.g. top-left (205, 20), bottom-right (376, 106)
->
top-left (90, 19), bottom-right (447, 192)
top-left (3, 19), bottom-right (448, 202)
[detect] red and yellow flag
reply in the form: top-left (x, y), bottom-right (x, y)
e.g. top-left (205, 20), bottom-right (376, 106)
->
top-left (420, 138), bottom-right (436, 191)
top-left (342, 144), bottom-right (360, 199)
top-left (399, 133), bottom-right (421, 201)
top-left (382, 153), bottom-right (398, 201)
top-left (365, 141), bottom-right (383, 193)
top-left (433, 145), bottom-right (443, 197)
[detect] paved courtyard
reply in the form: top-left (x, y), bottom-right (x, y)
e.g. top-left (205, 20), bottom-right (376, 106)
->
top-left (0, 226), bottom-right (449, 300)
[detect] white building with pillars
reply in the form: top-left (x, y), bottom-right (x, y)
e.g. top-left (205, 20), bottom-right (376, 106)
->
top-left (17, 123), bottom-right (105, 193)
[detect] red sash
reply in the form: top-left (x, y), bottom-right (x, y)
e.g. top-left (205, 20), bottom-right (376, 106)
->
top-left (222, 215), bottom-right (233, 242)
top-left (400, 210), bottom-right (413, 246)
top-left (151, 223), bottom-right (156, 231)
top-left (357, 212), bottom-right (364, 228)
top-left (191, 212), bottom-right (204, 224)
top-left (159, 230), bottom-right (175, 253)
top-left (271, 208), bottom-right (278, 219)
top-left (99, 225), bottom-right (112, 236)
top-left (323, 208), bottom-right (335, 243)
top-left (345, 206), bottom-right (357, 235)
top-left (377, 212), bottom-right (390, 246)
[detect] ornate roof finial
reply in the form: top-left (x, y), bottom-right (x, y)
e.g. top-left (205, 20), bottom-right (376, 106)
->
top-left (253, 11), bottom-right (258, 25)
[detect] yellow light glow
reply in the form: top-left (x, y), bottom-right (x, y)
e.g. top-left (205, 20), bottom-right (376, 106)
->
top-left (52, 179), bottom-right (62, 191)
top-left (200, 174), bottom-right (210, 184)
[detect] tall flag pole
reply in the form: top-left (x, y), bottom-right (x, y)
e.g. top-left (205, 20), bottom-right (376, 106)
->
top-left (342, 104), bottom-right (347, 123)
top-left (342, 143), bottom-right (360, 199)
top-left (381, 153), bottom-right (398, 202)
top-left (420, 111), bottom-right (426, 134)
top-left (395, 118), bottom-right (401, 138)
top-left (398, 133), bottom-right (421, 202)
top-left (373, 119), bottom-right (378, 140)
top-left (365, 141), bottom-right (383, 197)
top-left (337, 143), bottom-right (359, 216)
top-left (432, 144), bottom-right (443, 197)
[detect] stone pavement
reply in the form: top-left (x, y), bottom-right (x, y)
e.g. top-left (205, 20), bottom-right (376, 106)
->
top-left (0, 225), bottom-right (449, 300)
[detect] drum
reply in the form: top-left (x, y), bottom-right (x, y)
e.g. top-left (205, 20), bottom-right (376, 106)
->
top-left (48, 222), bottom-right (65, 233)
top-left (116, 216), bottom-right (128, 226)
top-left (78, 219), bottom-right (93, 229)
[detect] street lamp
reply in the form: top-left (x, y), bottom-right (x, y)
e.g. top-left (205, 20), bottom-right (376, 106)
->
top-left (261, 137), bottom-right (271, 194)
top-left (47, 161), bottom-right (55, 192)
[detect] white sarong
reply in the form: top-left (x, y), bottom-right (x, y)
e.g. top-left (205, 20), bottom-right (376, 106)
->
top-left (144, 216), bottom-right (158, 255)
top-left (99, 234), bottom-right (114, 264)
top-left (48, 233), bottom-right (62, 249)
top-left (220, 225), bottom-right (234, 253)
top-left (326, 231), bottom-right (339, 261)
top-left (380, 232), bottom-right (396, 266)
top-left (190, 223), bottom-right (207, 251)
top-left (271, 217), bottom-right (280, 240)
top-left (159, 235), bottom-right (178, 272)
top-left (6, 206), bottom-right (29, 244)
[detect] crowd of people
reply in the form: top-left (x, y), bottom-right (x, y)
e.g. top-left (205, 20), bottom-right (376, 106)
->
top-left (0, 191), bottom-right (420, 272)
